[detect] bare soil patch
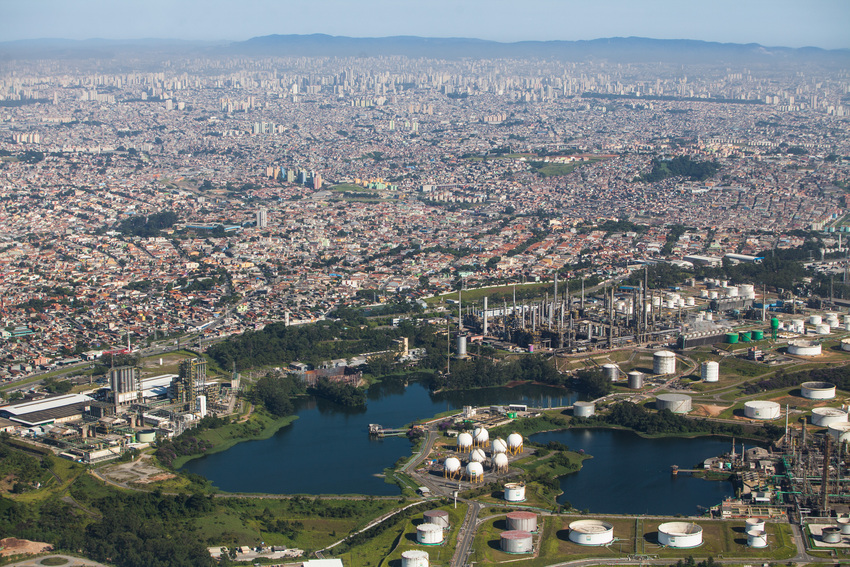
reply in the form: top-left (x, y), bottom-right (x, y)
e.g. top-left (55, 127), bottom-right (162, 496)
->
top-left (0, 538), bottom-right (53, 557)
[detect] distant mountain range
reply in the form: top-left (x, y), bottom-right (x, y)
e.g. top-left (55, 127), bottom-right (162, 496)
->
top-left (1, 35), bottom-right (848, 65)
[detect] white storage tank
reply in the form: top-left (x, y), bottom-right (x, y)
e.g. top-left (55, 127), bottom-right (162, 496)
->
top-left (507, 433), bottom-right (523, 454)
top-left (810, 314), bottom-right (823, 326)
top-left (457, 432), bottom-right (473, 451)
top-left (493, 452), bottom-right (509, 472)
top-left (828, 422), bottom-right (850, 444)
top-left (739, 284), bottom-right (755, 298)
top-left (822, 527), bottom-right (842, 544)
top-left (725, 286), bottom-right (739, 297)
top-left (747, 529), bottom-right (768, 548)
top-left (700, 289), bottom-right (709, 299)
top-left (801, 381), bottom-right (836, 400)
top-left (470, 447), bottom-right (487, 463)
top-left (744, 400), bottom-right (781, 420)
top-left (507, 511), bottom-right (538, 532)
top-left (745, 518), bottom-right (765, 533)
top-left (472, 427), bottom-right (489, 447)
top-left (841, 338), bottom-right (850, 352)
top-left (628, 371), bottom-right (644, 389)
top-left (827, 315), bottom-right (841, 329)
top-left (603, 364), bottom-right (619, 382)
top-left (792, 319), bottom-right (806, 333)
top-left (657, 522), bottom-right (703, 548)
top-left (653, 350), bottom-right (677, 375)
top-left (709, 291), bottom-right (719, 300)
top-left (401, 550), bottom-right (430, 567)
top-left (568, 519), bottom-right (615, 546)
top-left (816, 324), bottom-right (831, 335)
top-left (466, 461), bottom-right (484, 482)
top-left (656, 393), bottom-right (692, 414)
top-left (705, 312), bottom-right (713, 321)
top-left (492, 438), bottom-right (508, 454)
top-left (423, 510), bottom-right (450, 529)
top-left (788, 340), bottom-right (822, 357)
top-left (416, 523), bottom-right (444, 545)
top-left (700, 361), bottom-right (719, 382)
top-left (812, 407), bottom-right (849, 427)
top-left (500, 530), bottom-right (533, 554)
top-left (444, 457), bottom-right (461, 478)
top-left (686, 296), bottom-right (696, 306)
top-left (573, 401), bottom-right (595, 417)
top-left (504, 482), bottom-right (526, 502)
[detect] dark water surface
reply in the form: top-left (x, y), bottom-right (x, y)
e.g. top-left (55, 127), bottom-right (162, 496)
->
top-left (184, 380), bottom-right (734, 513)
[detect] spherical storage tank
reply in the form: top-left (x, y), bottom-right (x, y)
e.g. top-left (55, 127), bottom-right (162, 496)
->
top-left (603, 364), bottom-right (619, 382)
top-left (828, 422), bottom-right (850, 444)
top-left (493, 452), bottom-right (509, 472)
top-left (470, 448), bottom-right (486, 463)
top-left (401, 550), bottom-right (429, 567)
top-left (656, 393), bottom-right (692, 414)
top-left (747, 529), bottom-right (768, 548)
top-left (788, 340), bottom-right (822, 357)
top-left (504, 482), bottom-right (526, 502)
top-left (444, 457), bottom-right (461, 478)
top-left (457, 432), bottom-right (473, 451)
top-left (628, 371), bottom-right (644, 389)
top-left (466, 461), bottom-right (484, 482)
top-left (423, 510), bottom-right (450, 529)
top-left (744, 401), bottom-right (781, 420)
top-left (812, 407), bottom-right (849, 427)
top-left (500, 531), bottom-right (533, 554)
top-left (657, 522), bottom-right (703, 548)
top-left (492, 438), bottom-right (507, 454)
top-left (507, 511), bottom-right (538, 532)
top-left (507, 433), bottom-right (523, 454)
top-left (573, 401), bottom-right (595, 417)
top-left (416, 523), bottom-right (444, 545)
top-left (801, 381), bottom-right (836, 400)
top-left (472, 427), bottom-right (489, 447)
top-left (700, 361), bottom-right (719, 382)
top-left (653, 351), bottom-right (677, 375)
top-left (568, 520), bottom-right (615, 546)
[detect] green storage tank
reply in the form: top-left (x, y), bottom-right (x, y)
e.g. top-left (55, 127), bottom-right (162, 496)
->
top-left (770, 317), bottom-right (780, 330)
top-left (740, 332), bottom-right (752, 342)
top-left (507, 412), bottom-right (517, 419)
top-left (725, 333), bottom-right (739, 344)
top-left (752, 330), bottom-right (764, 340)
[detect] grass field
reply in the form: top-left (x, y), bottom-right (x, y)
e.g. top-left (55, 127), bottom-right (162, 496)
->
top-left (425, 281), bottom-right (557, 305)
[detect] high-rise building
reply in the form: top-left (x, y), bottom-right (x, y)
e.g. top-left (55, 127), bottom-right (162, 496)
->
top-left (312, 172), bottom-right (322, 190)
top-left (110, 365), bottom-right (141, 407)
top-left (171, 358), bottom-right (207, 412)
top-left (256, 207), bottom-right (268, 228)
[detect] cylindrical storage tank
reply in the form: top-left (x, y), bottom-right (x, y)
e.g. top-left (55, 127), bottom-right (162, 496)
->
top-left (573, 401), bottom-right (596, 418)
top-left (709, 291), bottom-right (719, 300)
top-left (603, 364), bottom-right (619, 382)
top-left (686, 296), bottom-right (695, 306)
top-left (725, 286), bottom-right (739, 297)
top-left (788, 341), bottom-right (823, 357)
top-left (652, 296), bottom-right (662, 307)
top-left (704, 312), bottom-right (713, 321)
top-left (701, 361), bottom-right (719, 383)
top-left (725, 332), bottom-right (739, 344)
top-left (720, 279), bottom-right (729, 288)
top-left (666, 299), bottom-right (677, 309)
top-left (700, 289), bottom-right (709, 298)
top-left (656, 393), bottom-right (692, 414)
top-left (739, 284), bottom-right (755, 298)
top-left (137, 430), bottom-right (156, 443)
top-left (745, 518), bottom-right (766, 533)
top-left (657, 522), bottom-right (703, 548)
top-left (493, 452), bottom-right (509, 471)
top-left (444, 457), bottom-right (461, 477)
top-left (470, 448), bottom-right (486, 463)
top-left (466, 461), bottom-right (484, 482)
top-left (456, 334), bottom-right (467, 357)
top-left (747, 529), bottom-right (768, 548)
top-left (416, 523), bottom-right (444, 546)
top-left (653, 350), bottom-right (676, 375)
top-left (457, 432), bottom-right (473, 451)
top-left (507, 511), bottom-right (538, 533)
top-left (744, 400), bottom-right (781, 420)
top-left (504, 482), bottom-right (526, 502)
top-left (752, 330), bottom-right (764, 341)
top-left (792, 319), bottom-right (805, 332)
top-left (841, 338), bottom-right (850, 352)
top-left (628, 371), bottom-right (644, 389)
top-left (740, 331), bottom-right (752, 343)
top-left (810, 314), bottom-right (823, 326)
top-left (423, 510), bottom-right (450, 530)
top-left (492, 438), bottom-right (507, 454)
top-left (801, 381), bottom-right (836, 399)
top-left (828, 423), bottom-right (850, 444)
top-left (822, 527), bottom-right (842, 544)
top-left (827, 316), bottom-right (840, 329)
top-left (507, 433), bottom-right (523, 454)
top-left (568, 519), bottom-right (615, 546)
top-left (401, 550), bottom-right (429, 567)
top-left (500, 531), bottom-right (533, 554)
top-left (812, 407), bottom-right (849, 427)
top-left (472, 427), bottom-right (489, 447)
top-left (840, 519), bottom-right (850, 535)
top-left (816, 324), bottom-right (831, 335)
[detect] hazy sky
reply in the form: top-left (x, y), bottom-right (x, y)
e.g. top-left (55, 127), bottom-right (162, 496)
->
top-left (1, 0), bottom-right (848, 49)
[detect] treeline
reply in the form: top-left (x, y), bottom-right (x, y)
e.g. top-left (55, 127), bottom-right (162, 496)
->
top-left (431, 355), bottom-right (562, 390)
top-left (638, 156), bottom-right (720, 183)
top-left (114, 211), bottom-right (178, 237)
top-left (308, 377), bottom-right (366, 407)
top-left (742, 364), bottom-right (850, 396)
top-left (248, 373), bottom-right (306, 417)
top-left (578, 401), bottom-right (782, 440)
top-left (155, 435), bottom-right (213, 468)
top-left (573, 369), bottom-right (612, 399)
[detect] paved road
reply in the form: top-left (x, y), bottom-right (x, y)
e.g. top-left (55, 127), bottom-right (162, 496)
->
top-left (450, 500), bottom-right (481, 567)
top-left (4, 555), bottom-right (109, 567)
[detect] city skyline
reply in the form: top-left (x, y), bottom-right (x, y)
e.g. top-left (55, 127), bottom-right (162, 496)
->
top-left (1, 0), bottom-right (849, 50)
